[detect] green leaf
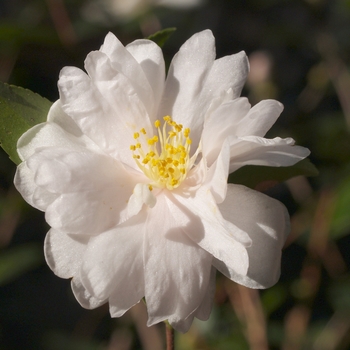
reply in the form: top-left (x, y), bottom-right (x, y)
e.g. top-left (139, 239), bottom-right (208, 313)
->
top-left (0, 82), bottom-right (52, 165)
top-left (229, 158), bottom-right (318, 189)
top-left (0, 243), bottom-right (43, 285)
top-left (147, 27), bottom-right (176, 48)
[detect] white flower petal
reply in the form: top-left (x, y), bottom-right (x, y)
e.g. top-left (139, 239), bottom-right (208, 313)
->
top-left (202, 97), bottom-right (251, 165)
top-left (15, 161), bottom-right (59, 211)
top-left (80, 213), bottom-right (145, 309)
top-left (144, 194), bottom-right (213, 333)
top-left (47, 100), bottom-right (85, 138)
top-left (215, 184), bottom-right (290, 288)
top-left (229, 136), bottom-right (311, 173)
top-left (126, 39), bottom-right (165, 118)
top-left (194, 266), bottom-right (217, 321)
top-left (99, 32), bottom-right (155, 118)
top-left (235, 99), bottom-right (284, 137)
top-left (171, 187), bottom-right (251, 275)
top-left (30, 149), bottom-right (138, 234)
top-left (71, 278), bottom-right (107, 309)
top-left (59, 63), bottom-right (151, 168)
top-left (205, 138), bottom-right (230, 203)
top-left (44, 228), bottom-right (89, 278)
top-left (201, 51), bottom-right (249, 102)
top-left (14, 163), bottom-right (41, 211)
top-left (28, 148), bottom-right (133, 194)
top-left (158, 30), bottom-right (216, 148)
top-left (32, 186), bottom-right (58, 210)
top-left (182, 157), bottom-right (207, 189)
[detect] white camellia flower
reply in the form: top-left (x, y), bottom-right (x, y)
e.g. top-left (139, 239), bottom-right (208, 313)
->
top-left (14, 30), bottom-right (310, 333)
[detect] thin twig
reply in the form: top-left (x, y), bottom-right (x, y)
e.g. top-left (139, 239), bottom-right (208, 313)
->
top-left (165, 322), bottom-right (174, 350)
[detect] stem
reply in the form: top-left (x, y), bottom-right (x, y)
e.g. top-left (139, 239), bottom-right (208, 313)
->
top-left (165, 322), bottom-right (174, 350)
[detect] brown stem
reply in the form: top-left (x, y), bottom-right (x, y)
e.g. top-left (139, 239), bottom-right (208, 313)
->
top-left (165, 322), bottom-right (174, 350)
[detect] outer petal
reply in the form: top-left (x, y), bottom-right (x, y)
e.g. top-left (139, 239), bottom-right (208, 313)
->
top-left (229, 136), bottom-right (311, 173)
top-left (158, 30), bottom-right (216, 149)
top-left (32, 185), bottom-right (58, 211)
top-left (27, 148), bottom-right (139, 234)
top-left (99, 32), bottom-right (155, 118)
top-left (205, 138), bottom-right (230, 203)
top-left (194, 266), bottom-right (217, 321)
top-left (71, 278), bottom-right (107, 309)
top-left (200, 51), bottom-right (249, 104)
top-left (202, 97), bottom-right (251, 165)
top-left (144, 194), bottom-right (213, 333)
top-left (171, 186), bottom-right (251, 275)
top-left (47, 100), bottom-right (85, 138)
top-left (234, 99), bottom-right (284, 137)
top-left (215, 184), bottom-right (290, 288)
top-left (126, 39), bottom-right (165, 118)
top-left (80, 212), bottom-right (145, 315)
top-left (14, 162), bottom-right (57, 211)
top-left (44, 228), bottom-right (89, 279)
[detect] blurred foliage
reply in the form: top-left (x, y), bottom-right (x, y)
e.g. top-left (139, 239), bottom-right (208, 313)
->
top-left (0, 0), bottom-right (350, 349)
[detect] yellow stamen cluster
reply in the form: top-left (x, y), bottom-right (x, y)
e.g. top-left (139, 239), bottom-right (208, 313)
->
top-left (130, 116), bottom-right (192, 190)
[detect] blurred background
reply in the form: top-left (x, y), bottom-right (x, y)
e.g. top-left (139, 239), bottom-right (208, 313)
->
top-left (0, 0), bottom-right (350, 349)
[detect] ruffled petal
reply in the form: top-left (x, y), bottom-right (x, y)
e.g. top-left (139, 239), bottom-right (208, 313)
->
top-left (47, 100), bottom-right (85, 138)
top-left (215, 184), bottom-right (290, 288)
top-left (99, 32), bottom-right (155, 118)
top-left (235, 99), bottom-right (284, 137)
top-left (27, 148), bottom-right (139, 234)
top-left (71, 278), bottom-right (107, 309)
top-left (80, 212), bottom-right (145, 314)
top-left (171, 186), bottom-right (251, 275)
top-left (229, 136), bottom-right (311, 173)
top-left (200, 51), bottom-right (249, 103)
top-left (32, 186), bottom-right (58, 210)
top-left (58, 64), bottom-right (150, 169)
top-left (205, 137), bottom-right (230, 204)
top-left (44, 228), bottom-right (89, 278)
top-left (202, 98), bottom-right (251, 165)
top-left (15, 162), bottom-right (59, 211)
top-left (158, 30), bottom-right (216, 149)
top-left (144, 194), bottom-right (213, 333)
top-left (126, 39), bottom-right (165, 118)
top-left (194, 266), bottom-right (217, 321)
top-left (14, 162), bottom-right (47, 211)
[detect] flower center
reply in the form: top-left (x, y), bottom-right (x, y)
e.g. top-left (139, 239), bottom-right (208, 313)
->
top-left (130, 116), bottom-right (193, 190)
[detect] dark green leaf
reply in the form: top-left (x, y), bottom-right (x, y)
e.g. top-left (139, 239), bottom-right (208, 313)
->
top-left (229, 158), bottom-right (319, 189)
top-left (147, 27), bottom-right (176, 48)
top-left (0, 243), bottom-right (43, 285)
top-left (0, 82), bottom-right (52, 164)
